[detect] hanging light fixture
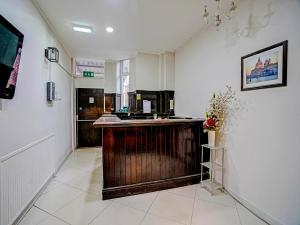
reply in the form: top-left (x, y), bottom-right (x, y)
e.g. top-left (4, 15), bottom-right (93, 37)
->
top-left (215, 0), bottom-right (222, 29)
top-left (202, 0), bottom-right (237, 30)
top-left (203, 5), bottom-right (209, 24)
top-left (228, 1), bottom-right (237, 19)
top-left (215, 14), bottom-right (222, 28)
top-left (229, 1), bottom-right (237, 12)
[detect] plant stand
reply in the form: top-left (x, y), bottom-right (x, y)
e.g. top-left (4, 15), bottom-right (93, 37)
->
top-left (200, 144), bottom-right (225, 195)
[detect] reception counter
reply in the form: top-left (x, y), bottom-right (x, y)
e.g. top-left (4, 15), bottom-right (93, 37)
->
top-left (94, 114), bottom-right (208, 199)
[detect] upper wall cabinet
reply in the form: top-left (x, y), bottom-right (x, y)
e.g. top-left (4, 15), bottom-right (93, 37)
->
top-left (128, 90), bottom-right (159, 114)
top-left (128, 90), bottom-right (174, 115)
top-left (159, 90), bottom-right (175, 115)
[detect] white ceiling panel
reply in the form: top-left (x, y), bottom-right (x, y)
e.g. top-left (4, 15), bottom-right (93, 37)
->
top-left (34, 0), bottom-right (233, 60)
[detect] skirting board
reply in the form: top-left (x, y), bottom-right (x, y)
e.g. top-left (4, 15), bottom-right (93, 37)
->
top-left (226, 188), bottom-right (282, 225)
top-left (11, 150), bottom-right (72, 225)
top-left (103, 174), bottom-right (209, 200)
top-left (11, 174), bottom-right (54, 225)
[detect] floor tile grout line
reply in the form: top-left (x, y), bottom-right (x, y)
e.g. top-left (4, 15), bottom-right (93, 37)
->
top-left (162, 187), bottom-right (197, 200)
top-left (34, 206), bottom-right (71, 225)
top-left (234, 201), bottom-right (269, 225)
top-left (188, 185), bottom-right (198, 225)
top-left (24, 148), bottom-right (265, 225)
top-left (165, 186), bottom-right (198, 199)
top-left (53, 178), bottom-right (103, 197)
top-left (234, 201), bottom-right (244, 225)
top-left (39, 158), bottom-right (108, 225)
top-left (20, 150), bottom-right (101, 225)
top-left (195, 189), bottom-right (238, 208)
top-left (41, 180), bottom-right (64, 195)
top-left (64, 159), bottom-right (102, 169)
top-left (35, 179), bottom-right (104, 223)
top-left (139, 191), bottom-right (188, 225)
top-left (34, 186), bottom-right (85, 221)
top-left (54, 166), bottom-right (103, 181)
top-left (226, 191), bottom-right (270, 224)
top-left (56, 163), bottom-right (98, 176)
top-left (41, 179), bottom-right (88, 196)
top-left (196, 197), bottom-right (236, 208)
top-left (138, 191), bottom-right (160, 225)
top-left (53, 167), bottom-right (104, 195)
top-left (87, 200), bottom-right (114, 225)
top-left (142, 210), bottom-right (187, 225)
top-left (111, 198), bottom-right (151, 213)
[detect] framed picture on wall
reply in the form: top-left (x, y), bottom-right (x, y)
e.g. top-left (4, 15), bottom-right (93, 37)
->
top-left (241, 40), bottom-right (288, 91)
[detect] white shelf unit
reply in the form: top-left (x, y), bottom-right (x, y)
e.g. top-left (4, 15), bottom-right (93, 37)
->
top-left (200, 144), bottom-right (225, 195)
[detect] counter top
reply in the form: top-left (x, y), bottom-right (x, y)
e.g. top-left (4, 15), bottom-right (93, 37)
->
top-left (93, 114), bottom-right (203, 128)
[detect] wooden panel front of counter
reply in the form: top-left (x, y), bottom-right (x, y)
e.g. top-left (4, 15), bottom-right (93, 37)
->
top-left (101, 121), bottom-right (208, 199)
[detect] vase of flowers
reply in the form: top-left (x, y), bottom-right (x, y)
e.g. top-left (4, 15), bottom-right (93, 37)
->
top-left (203, 86), bottom-right (240, 146)
top-left (208, 131), bottom-right (216, 147)
top-left (203, 113), bottom-right (218, 146)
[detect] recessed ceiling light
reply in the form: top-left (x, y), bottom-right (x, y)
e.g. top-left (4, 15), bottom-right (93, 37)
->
top-left (106, 27), bottom-right (114, 33)
top-left (73, 25), bottom-right (92, 33)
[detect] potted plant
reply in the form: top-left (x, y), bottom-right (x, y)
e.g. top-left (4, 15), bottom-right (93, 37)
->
top-left (204, 86), bottom-right (240, 146)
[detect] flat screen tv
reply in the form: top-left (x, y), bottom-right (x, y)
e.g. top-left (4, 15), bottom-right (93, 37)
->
top-left (0, 15), bottom-right (24, 99)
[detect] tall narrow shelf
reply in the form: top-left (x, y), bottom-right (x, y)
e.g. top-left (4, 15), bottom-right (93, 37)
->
top-left (200, 144), bottom-right (225, 195)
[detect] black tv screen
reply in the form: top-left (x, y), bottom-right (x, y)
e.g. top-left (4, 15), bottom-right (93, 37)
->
top-left (0, 15), bottom-right (24, 99)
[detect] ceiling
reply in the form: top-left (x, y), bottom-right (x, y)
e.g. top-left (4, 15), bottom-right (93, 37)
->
top-left (34, 0), bottom-right (228, 60)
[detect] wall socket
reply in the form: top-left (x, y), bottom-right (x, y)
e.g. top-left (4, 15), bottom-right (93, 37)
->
top-left (0, 99), bottom-right (4, 111)
top-left (0, 99), bottom-right (9, 111)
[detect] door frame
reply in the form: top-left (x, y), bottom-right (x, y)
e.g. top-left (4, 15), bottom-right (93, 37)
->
top-left (75, 88), bottom-right (104, 148)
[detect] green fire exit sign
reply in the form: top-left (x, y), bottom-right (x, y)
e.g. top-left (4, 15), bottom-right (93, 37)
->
top-left (83, 71), bottom-right (95, 77)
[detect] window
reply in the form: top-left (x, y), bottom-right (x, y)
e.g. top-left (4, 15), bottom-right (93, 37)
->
top-left (120, 59), bottom-right (130, 108)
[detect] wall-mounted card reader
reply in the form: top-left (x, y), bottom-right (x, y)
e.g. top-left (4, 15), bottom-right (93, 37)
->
top-left (47, 81), bottom-right (55, 101)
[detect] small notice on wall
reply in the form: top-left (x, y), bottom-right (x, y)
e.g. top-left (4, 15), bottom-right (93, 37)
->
top-left (170, 100), bottom-right (174, 110)
top-left (89, 97), bottom-right (94, 104)
top-left (143, 100), bottom-right (151, 113)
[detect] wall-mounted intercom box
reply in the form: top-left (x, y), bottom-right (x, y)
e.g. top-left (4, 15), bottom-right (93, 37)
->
top-left (47, 81), bottom-right (55, 101)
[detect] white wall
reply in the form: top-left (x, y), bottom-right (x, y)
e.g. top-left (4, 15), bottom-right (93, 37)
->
top-left (104, 61), bottom-right (117, 93)
top-left (74, 62), bottom-right (117, 91)
top-left (130, 52), bottom-right (175, 91)
top-left (0, 0), bottom-right (73, 224)
top-left (129, 58), bottom-right (136, 92)
top-left (159, 52), bottom-right (175, 90)
top-left (175, 1), bottom-right (300, 225)
top-left (135, 53), bottom-right (160, 91)
top-left (74, 77), bottom-right (104, 89)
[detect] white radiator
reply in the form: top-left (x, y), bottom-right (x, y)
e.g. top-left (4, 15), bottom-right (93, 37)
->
top-left (0, 134), bottom-right (55, 225)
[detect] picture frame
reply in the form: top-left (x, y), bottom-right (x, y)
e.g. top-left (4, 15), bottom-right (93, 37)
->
top-left (241, 40), bottom-right (288, 91)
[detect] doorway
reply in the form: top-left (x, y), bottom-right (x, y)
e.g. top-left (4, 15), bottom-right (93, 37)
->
top-left (76, 88), bottom-right (104, 147)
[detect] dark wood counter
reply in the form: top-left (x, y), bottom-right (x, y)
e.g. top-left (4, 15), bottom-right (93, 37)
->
top-left (93, 114), bottom-right (203, 128)
top-left (94, 114), bottom-right (208, 199)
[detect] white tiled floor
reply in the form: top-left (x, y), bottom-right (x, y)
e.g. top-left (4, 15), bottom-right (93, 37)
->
top-left (18, 148), bottom-right (267, 225)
